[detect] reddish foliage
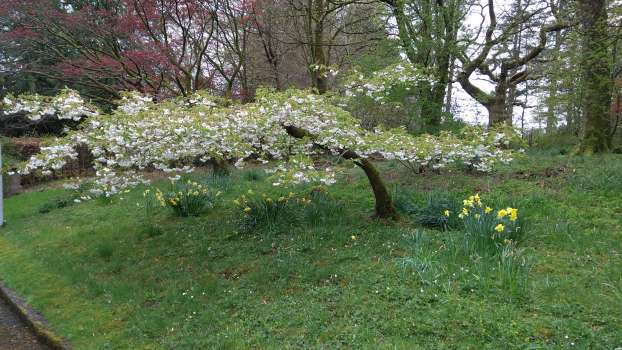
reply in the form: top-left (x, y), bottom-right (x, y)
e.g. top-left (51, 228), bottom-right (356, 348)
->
top-left (0, 0), bottom-right (244, 98)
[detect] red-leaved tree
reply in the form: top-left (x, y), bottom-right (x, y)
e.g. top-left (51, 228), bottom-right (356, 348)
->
top-left (0, 0), bottom-right (253, 100)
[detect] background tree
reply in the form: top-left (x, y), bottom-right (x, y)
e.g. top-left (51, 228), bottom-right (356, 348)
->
top-left (455, 0), bottom-right (567, 126)
top-left (0, 0), bottom-right (171, 101)
top-left (381, 0), bottom-right (465, 129)
top-left (283, 0), bottom-right (387, 93)
top-left (577, 0), bottom-right (613, 153)
top-left (0, 0), bottom-right (255, 100)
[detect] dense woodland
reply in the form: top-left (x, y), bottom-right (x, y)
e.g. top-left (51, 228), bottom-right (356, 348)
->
top-left (0, 1), bottom-right (622, 349)
top-left (0, 0), bottom-right (621, 151)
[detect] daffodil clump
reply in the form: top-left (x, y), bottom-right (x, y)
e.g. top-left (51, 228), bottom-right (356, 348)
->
top-left (445, 194), bottom-right (522, 251)
top-left (234, 189), bottom-right (323, 233)
top-left (152, 179), bottom-right (221, 217)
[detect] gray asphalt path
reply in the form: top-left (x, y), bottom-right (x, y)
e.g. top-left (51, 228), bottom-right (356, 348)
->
top-left (0, 298), bottom-right (50, 350)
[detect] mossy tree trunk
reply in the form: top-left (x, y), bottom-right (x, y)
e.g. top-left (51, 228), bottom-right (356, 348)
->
top-left (487, 82), bottom-right (511, 126)
top-left (577, 0), bottom-right (612, 154)
top-left (212, 158), bottom-right (230, 176)
top-left (353, 158), bottom-right (399, 220)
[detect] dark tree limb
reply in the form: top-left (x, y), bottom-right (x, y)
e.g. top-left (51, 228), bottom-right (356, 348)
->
top-left (283, 124), bottom-right (399, 220)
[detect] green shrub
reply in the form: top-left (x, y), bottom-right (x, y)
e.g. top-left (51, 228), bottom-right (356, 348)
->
top-left (242, 169), bottom-right (265, 182)
top-left (95, 243), bottom-right (114, 261)
top-left (395, 190), bottom-right (462, 230)
top-left (38, 180), bottom-right (97, 213)
top-left (495, 243), bottom-right (531, 299)
top-left (234, 187), bottom-right (344, 233)
top-left (38, 196), bottom-right (74, 213)
top-left (138, 188), bottom-right (163, 237)
top-left (303, 186), bottom-right (345, 225)
top-left (234, 190), bottom-right (302, 233)
top-left (568, 157), bottom-right (622, 195)
top-left (398, 229), bottom-right (531, 302)
top-left (204, 172), bottom-right (232, 191)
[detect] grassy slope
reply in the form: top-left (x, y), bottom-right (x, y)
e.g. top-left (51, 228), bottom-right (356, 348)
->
top-left (0, 153), bottom-right (621, 349)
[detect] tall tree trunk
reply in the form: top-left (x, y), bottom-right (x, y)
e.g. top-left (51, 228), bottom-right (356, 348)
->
top-left (445, 60), bottom-right (455, 114)
top-left (428, 49), bottom-right (451, 127)
top-left (546, 29), bottom-right (562, 133)
top-left (488, 84), bottom-right (510, 125)
top-left (578, 0), bottom-right (612, 153)
top-left (310, 0), bottom-right (328, 94)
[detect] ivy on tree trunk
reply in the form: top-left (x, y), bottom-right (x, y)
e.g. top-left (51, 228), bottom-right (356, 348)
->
top-left (578, 0), bottom-right (612, 154)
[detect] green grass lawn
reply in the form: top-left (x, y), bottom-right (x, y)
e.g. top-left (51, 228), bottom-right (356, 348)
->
top-left (0, 153), bottom-right (621, 349)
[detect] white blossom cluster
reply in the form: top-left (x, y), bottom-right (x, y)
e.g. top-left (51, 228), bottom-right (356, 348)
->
top-left (115, 91), bottom-right (155, 115)
top-left (17, 143), bottom-right (78, 176)
top-left (15, 88), bottom-right (518, 198)
top-left (185, 91), bottom-right (221, 107)
top-left (266, 156), bottom-right (337, 187)
top-left (308, 64), bottom-right (339, 78)
top-left (2, 88), bottom-right (99, 121)
top-left (342, 61), bottom-right (434, 103)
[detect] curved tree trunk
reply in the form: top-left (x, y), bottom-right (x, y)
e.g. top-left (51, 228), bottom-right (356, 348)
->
top-left (353, 158), bottom-right (399, 220)
top-left (283, 125), bottom-right (399, 220)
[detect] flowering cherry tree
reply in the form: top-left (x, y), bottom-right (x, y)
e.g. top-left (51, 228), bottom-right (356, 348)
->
top-left (341, 61), bottom-right (433, 104)
top-left (2, 88), bottom-right (99, 122)
top-left (4, 88), bottom-right (518, 220)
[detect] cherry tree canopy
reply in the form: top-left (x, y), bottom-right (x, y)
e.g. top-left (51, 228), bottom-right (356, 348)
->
top-left (3, 87), bottom-right (520, 218)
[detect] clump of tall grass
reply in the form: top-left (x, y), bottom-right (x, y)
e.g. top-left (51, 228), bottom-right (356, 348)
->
top-left (568, 158), bottom-right (622, 195)
top-left (233, 186), bottom-right (344, 234)
top-left (394, 190), bottom-right (462, 230)
top-left (450, 193), bottom-right (523, 255)
top-left (153, 179), bottom-right (222, 217)
top-left (397, 193), bottom-right (530, 301)
top-left (241, 168), bottom-right (266, 182)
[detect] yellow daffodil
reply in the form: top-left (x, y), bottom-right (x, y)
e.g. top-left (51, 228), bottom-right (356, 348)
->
top-left (497, 209), bottom-right (507, 219)
top-left (463, 199), bottom-right (474, 207)
top-left (462, 207), bottom-right (469, 216)
top-left (243, 207), bottom-right (252, 213)
top-left (495, 223), bottom-right (505, 232)
top-left (351, 235), bottom-right (357, 241)
top-left (507, 207), bottom-right (518, 221)
top-left (475, 213), bottom-right (481, 219)
top-left (443, 209), bottom-right (450, 217)
top-left (485, 206), bottom-right (493, 214)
